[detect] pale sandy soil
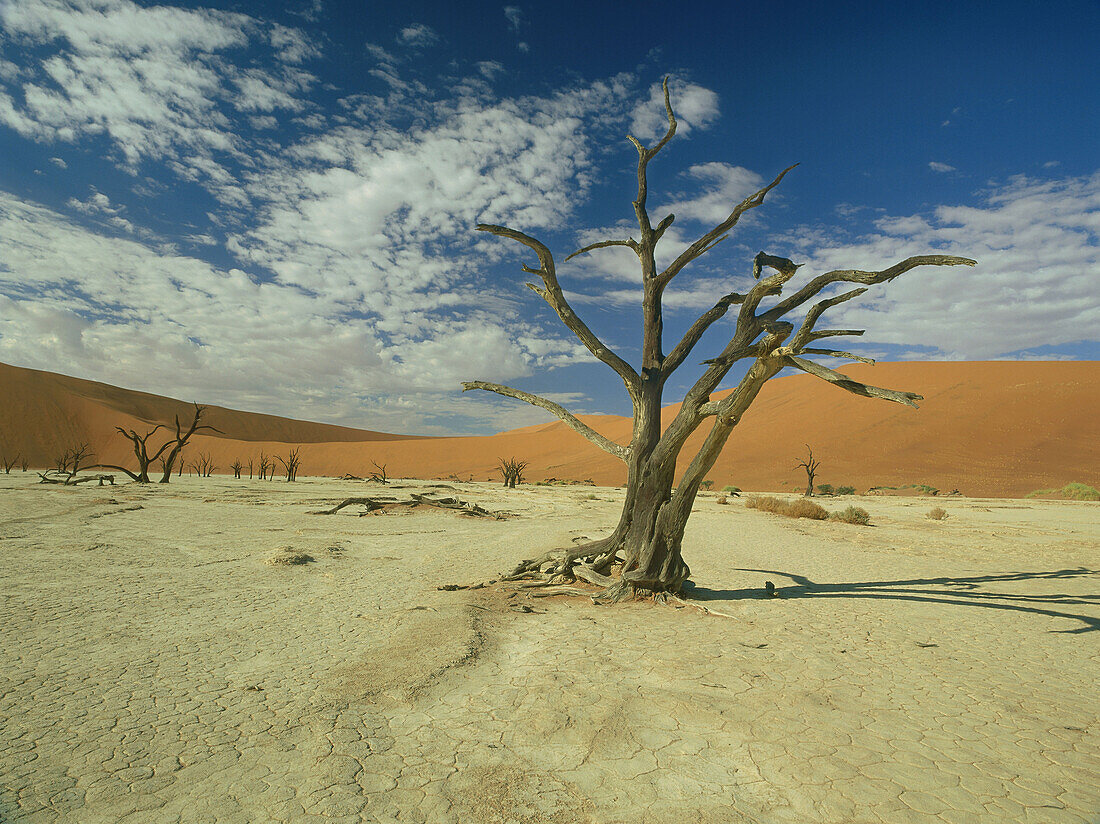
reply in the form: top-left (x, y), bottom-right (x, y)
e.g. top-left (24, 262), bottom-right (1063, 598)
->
top-left (0, 474), bottom-right (1097, 824)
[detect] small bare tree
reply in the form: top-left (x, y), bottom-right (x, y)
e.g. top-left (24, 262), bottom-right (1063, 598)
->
top-left (96, 424), bottom-right (174, 483)
top-left (798, 445), bottom-right (820, 497)
top-left (1, 453), bottom-right (18, 474)
top-left (231, 459), bottom-right (243, 479)
top-left (40, 443), bottom-right (95, 485)
top-left (498, 457), bottom-right (528, 488)
top-left (277, 447), bottom-right (302, 482)
top-left (158, 404), bottom-right (219, 483)
top-left (369, 459), bottom-right (388, 484)
top-left (257, 452), bottom-right (271, 481)
top-left (247, 457), bottom-right (254, 479)
top-left (20, 457), bottom-right (28, 472)
top-left (193, 451), bottom-right (215, 478)
top-left (465, 78), bottom-right (974, 601)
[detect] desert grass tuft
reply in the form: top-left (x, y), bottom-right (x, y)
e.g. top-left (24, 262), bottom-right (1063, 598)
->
top-left (264, 547), bottom-right (314, 566)
top-left (830, 505), bottom-right (872, 525)
top-left (927, 506), bottom-right (948, 520)
top-left (1026, 482), bottom-right (1099, 501)
top-left (746, 495), bottom-right (828, 520)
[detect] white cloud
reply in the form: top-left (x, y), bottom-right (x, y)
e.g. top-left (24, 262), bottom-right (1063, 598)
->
top-left (0, 0), bottom-right (317, 199)
top-left (777, 172), bottom-right (1100, 359)
top-left (661, 162), bottom-right (765, 225)
top-left (396, 23), bottom-right (438, 48)
top-left (503, 6), bottom-right (524, 31)
top-left (928, 161), bottom-right (956, 173)
top-left (48, 155), bottom-right (66, 167)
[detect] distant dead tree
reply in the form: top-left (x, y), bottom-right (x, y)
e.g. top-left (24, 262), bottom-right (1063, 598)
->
top-left (231, 459), bottom-right (242, 479)
top-left (193, 451), bottom-right (215, 478)
top-left (247, 457), bottom-right (254, 479)
top-left (39, 443), bottom-right (108, 485)
top-left (157, 404), bottom-right (219, 483)
top-left (797, 445), bottom-right (820, 497)
top-left (96, 423), bottom-right (174, 482)
top-left (20, 457), bottom-right (29, 472)
top-left (1, 453), bottom-right (18, 474)
top-left (464, 77), bottom-right (975, 601)
top-left (498, 457), bottom-right (528, 488)
top-left (369, 459), bottom-right (388, 484)
top-left (257, 452), bottom-right (272, 481)
top-left (277, 447), bottom-right (302, 482)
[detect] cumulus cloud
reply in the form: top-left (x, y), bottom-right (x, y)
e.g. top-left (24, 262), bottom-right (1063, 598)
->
top-left (778, 172), bottom-right (1100, 359)
top-left (0, 0), bottom-right (317, 199)
top-left (396, 23), bottom-right (438, 48)
top-left (503, 6), bottom-right (524, 31)
top-left (928, 161), bottom-right (956, 173)
top-left (0, 191), bottom-right (585, 433)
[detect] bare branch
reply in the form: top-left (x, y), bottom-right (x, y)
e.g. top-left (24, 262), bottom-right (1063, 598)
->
top-left (657, 165), bottom-right (799, 288)
top-left (565, 238), bottom-right (639, 261)
top-left (789, 287), bottom-right (867, 349)
top-left (807, 329), bottom-right (865, 341)
top-left (785, 356), bottom-right (922, 407)
top-left (766, 255), bottom-right (976, 320)
top-left (663, 291), bottom-right (747, 377)
top-left (752, 252), bottom-right (801, 281)
top-left (476, 223), bottom-right (640, 396)
top-left (626, 77), bottom-right (677, 239)
top-left (799, 348), bottom-right (876, 364)
top-left (462, 381), bottom-right (629, 461)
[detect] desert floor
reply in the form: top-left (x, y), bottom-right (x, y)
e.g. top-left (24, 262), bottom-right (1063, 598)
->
top-left (0, 474), bottom-right (1097, 824)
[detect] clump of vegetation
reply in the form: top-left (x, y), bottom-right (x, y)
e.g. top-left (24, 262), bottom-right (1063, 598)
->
top-left (1026, 483), bottom-right (1099, 501)
top-left (927, 507), bottom-right (948, 520)
top-left (722, 485), bottom-right (741, 494)
top-left (836, 485), bottom-right (856, 495)
top-left (746, 495), bottom-right (829, 520)
top-left (909, 483), bottom-right (939, 496)
top-left (816, 483), bottom-right (834, 496)
top-left (830, 506), bottom-right (871, 525)
top-left (716, 495), bottom-right (728, 505)
top-left (264, 547), bottom-right (314, 566)
top-left (701, 480), bottom-right (713, 491)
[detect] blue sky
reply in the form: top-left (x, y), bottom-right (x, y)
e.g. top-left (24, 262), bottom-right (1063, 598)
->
top-left (0, 0), bottom-right (1097, 434)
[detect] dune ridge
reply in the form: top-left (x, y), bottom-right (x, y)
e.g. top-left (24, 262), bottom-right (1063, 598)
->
top-left (0, 360), bottom-right (1096, 497)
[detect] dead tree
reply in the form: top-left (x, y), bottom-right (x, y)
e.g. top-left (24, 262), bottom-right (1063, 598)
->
top-left (464, 78), bottom-right (975, 602)
top-left (1, 453), bottom-right (18, 474)
top-left (369, 459), bottom-right (388, 484)
top-left (276, 447), bottom-right (302, 482)
top-left (39, 443), bottom-right (95, 485)
top-left (798, 445), bottom-right (820, 497)
top-left (231, 459), bottom-right (243, 479)
top-left (191, 451), bottom-right (215, 477)
top-left (96, 424), bottom-right (174, 482)
top-left (499, 457), bottom-right (528, 488)
top-left (158, 404), bottom-right (220, 483)
top-left (256, 452), bottom-right (270, 480)
top-left (20, 457), bottom-right (28, 472)
top-left (247, 457), bottom-right (254, 479)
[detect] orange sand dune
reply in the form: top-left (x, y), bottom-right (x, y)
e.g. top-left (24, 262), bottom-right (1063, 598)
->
top-left (1, 360), bottom-right (1096, 497)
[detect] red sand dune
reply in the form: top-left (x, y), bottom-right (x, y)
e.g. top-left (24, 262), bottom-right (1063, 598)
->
top-left (1, 360), bottom-right (1096, 497)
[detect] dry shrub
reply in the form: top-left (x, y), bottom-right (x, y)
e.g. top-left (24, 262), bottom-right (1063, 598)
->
top-left (716, 495), bottom-right (728, 505)
top-left (746, 495), bottom-right (828, 520)
top-left (927, 507), bottom-right (948, 520)
top-left (264, 547), bottom-right (314, 566)
top-left (830, 505), bottom-right (871, 525)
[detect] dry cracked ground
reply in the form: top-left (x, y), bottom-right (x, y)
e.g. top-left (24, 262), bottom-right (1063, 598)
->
top-left (0, 474), bottom-right (1097, 823)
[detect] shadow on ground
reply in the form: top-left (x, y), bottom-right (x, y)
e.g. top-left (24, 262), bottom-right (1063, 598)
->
top-left (685, 567), bottom-right (1100, 633)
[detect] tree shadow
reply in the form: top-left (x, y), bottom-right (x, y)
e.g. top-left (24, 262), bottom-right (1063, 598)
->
top-left (684, 567), bottom-right (1100, 634)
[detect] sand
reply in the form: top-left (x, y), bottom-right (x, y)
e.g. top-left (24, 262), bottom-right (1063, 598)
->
top-left (3, 360), bottom-right (1098, 498)
top-left (1, 472), bottom-right (1097, 823)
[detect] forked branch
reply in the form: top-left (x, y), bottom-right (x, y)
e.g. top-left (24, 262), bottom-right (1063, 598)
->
top-left (462, 381), bottom-right (629, 461)
top-left (475, 223), bottom-right (640, 397)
